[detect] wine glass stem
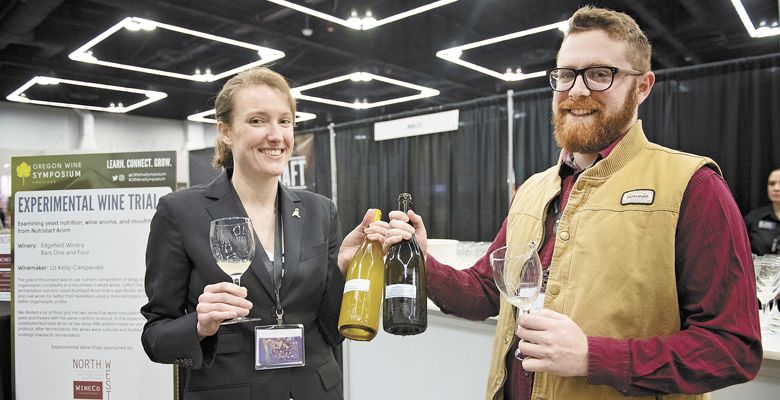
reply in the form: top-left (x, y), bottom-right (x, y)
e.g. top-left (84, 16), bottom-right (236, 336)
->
top-left (761, 301), bottom-right (769, 332)
top-left (515, 307), bottom-right (531, 361)
top-left (232, 275), bottom-right (241, 287)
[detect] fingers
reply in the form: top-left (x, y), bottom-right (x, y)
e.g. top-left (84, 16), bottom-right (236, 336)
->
top-left (358, 209), bottom-right (376, 228)
top-left (407, 210), bottom-right (427, 232)
top-left (196, 283), bottom-right (253, 337)
top-left (387, 210), bottom-right (410, 223)
top-left (513, 309), bottom-right (589, 376)
top-left (364, 218), bottom-right (390, 243)
top-left (198, 282), bottom-right (253, 316)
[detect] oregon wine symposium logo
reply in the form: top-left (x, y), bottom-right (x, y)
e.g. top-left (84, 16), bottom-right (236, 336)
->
top-left (15, 160), bottom-right (83, 187)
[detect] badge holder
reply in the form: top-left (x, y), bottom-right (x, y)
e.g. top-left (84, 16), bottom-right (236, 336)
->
top-left (255, 322), bottom-right (305, 370)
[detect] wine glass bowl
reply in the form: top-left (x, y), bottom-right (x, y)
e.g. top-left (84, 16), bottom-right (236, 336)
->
top-left (490, 243), bottom-right (543, 360)
top-left (754, 254), bottom-right (780, 333)
top-left (209, 217), bottom-right (261, 325)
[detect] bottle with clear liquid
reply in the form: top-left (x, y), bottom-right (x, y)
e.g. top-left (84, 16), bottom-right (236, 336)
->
top-left (338, 209), bottom-right (385, 341)
top-left (383, 193), bottom-right (427, 335)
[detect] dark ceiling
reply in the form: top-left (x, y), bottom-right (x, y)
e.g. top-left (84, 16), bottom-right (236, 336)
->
top-left (1, 0), bottom-right (778, 128)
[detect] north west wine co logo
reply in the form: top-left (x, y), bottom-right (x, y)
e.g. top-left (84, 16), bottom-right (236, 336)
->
top-left (72, 357), bottom-right (112, 399)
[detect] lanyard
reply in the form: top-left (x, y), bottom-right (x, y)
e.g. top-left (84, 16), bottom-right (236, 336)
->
top-left (272, 190), bottom-right (286, 326)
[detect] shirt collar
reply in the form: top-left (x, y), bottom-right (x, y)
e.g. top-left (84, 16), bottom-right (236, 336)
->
top-left (560, 132), bottom-right (628, 173)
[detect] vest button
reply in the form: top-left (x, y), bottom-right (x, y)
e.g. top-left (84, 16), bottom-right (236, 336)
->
top-left (559, 231), bottom-right (570, 240)
top-left (576, 181), bottom-right (585, 191)
top-left (548, 284), bottom-right (560, 295)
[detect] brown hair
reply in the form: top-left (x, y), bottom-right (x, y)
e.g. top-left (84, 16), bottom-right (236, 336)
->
top-left (562, 6), bottom-right (652, 73)
top-left (211, 66), bottom-right (296, 169)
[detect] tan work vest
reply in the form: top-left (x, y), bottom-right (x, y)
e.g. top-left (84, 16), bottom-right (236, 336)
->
top-left (486, 122), bottom-right (718, 400)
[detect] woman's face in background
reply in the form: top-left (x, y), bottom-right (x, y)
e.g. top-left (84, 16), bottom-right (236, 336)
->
top-left (768, 169), bottom-right (780, 205)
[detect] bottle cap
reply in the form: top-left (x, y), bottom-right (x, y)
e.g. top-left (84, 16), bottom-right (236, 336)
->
top-left (372, 209), bottom-right (382, 222)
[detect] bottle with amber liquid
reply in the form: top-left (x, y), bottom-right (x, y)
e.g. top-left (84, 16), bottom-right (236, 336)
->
top-left (338, 209), bottom-right (385, 341)
top-left (383, 193), bottom-right (427, 335)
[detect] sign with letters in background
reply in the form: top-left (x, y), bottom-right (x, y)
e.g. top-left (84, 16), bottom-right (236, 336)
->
top-left (373, 109), bottom-right (459, 141)
top-left (11, 151), bottom-right (176, 400)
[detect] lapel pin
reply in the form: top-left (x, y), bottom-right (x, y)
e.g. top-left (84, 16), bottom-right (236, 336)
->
top-left (292, 208), bottom-right (301, 218)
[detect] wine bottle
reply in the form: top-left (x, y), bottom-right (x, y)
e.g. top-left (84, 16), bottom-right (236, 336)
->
top-left (338, 209), bottom-right (385, 341)
top-left (383, 193), bottom-right (427, 335)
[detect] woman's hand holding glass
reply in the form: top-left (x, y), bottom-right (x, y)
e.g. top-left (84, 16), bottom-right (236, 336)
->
top-left (196, 217), bottom-right (260, 337)
top-left (196, 282), bottom-right (254, 338)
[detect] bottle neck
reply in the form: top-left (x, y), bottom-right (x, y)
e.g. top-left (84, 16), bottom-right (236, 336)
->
top-left (398, 198), bottom-right (412, 214)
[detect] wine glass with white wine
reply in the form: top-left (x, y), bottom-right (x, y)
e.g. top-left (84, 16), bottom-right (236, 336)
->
top-left (754, 254), bottom-right (780, 334)
top-left (209, 217), bottom-right (261, 325)
top-left (490, 243), bottom-right (543, 360)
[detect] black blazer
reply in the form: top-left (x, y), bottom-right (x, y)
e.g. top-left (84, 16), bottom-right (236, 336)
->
top-left (141, 171), bottom-right (345, 400)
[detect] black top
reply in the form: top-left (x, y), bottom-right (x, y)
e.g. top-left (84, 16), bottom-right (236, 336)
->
top-left (744, 205), bottom-right (780, 255)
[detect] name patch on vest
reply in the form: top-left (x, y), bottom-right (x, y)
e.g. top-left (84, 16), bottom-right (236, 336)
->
top-left (621, 189), bottom-right (655, 205)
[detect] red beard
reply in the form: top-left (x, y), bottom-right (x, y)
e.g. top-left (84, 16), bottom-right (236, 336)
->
top-left (553, 83), bottom-right (638, 154)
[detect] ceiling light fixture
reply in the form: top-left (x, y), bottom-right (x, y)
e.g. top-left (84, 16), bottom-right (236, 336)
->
top-left (730, 0), bottom-right (780, 38)
top-left (6, 76), bottom-right (167, 113)
top-left (290, 72), bottom-right (439, 110)
top-left (69, 17), bottom-right (285, 82)
top-left (266, 0), bottom-right (459, 30)
top-left (187, 109), bottom-right (317, 123)
top-left (436, 20), bottom-right (568, 81)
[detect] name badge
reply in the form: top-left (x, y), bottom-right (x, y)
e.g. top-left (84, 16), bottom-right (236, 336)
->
top-left (255, 324), bottom-right (305, 370)
top-left (758, 220), bottom-right (776, 230)
top-left (621, 189), bottom-right (655, 205)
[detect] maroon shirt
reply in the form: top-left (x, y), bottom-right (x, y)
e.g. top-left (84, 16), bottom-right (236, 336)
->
top-left (426, 140), bottom-right (762, 398)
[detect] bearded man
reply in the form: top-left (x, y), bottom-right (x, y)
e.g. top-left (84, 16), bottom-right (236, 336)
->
top-left (383, 5), bottom-right (762, 400)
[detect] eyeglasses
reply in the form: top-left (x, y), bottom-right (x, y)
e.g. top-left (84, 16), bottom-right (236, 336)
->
top-left (547, 66), bottom-right (643, 92)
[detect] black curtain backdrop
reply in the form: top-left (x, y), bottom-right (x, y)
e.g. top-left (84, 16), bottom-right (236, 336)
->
top-left (200, 52), bottom-right (780, 242)
top-left (640, 53), bottom-right (780, 212)
top-left (328, 102), bottom-right (508, 241)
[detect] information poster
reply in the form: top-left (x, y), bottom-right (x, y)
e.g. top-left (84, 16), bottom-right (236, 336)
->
top-left (11, 151), bottom-right (176, 400)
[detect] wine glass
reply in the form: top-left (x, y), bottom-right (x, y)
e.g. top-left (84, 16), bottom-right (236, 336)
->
top-left (490, 243), bottom-right (543, 360)
top-left (209, 217), bottom-right (261, 325)
top-left (754, 254), bottom-right (780, 333)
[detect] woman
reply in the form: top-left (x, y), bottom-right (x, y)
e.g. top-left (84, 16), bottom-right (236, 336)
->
top-left (141, 67), bottom-right (386, 400)
top-left (745, 168), bottom-right (780, 255)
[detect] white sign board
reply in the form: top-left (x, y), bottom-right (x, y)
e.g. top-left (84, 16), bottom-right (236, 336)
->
top-left (374, 109), bottom-right (459, 141)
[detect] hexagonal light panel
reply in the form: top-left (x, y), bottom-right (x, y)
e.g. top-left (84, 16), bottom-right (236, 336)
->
top-left (68, 17), bottom-right (285, 82)
top-left (290, 72), bottom-right (439, 110)
top-left (731, 0), bottom-right (780, 38)
top-left (266, 0), bottom-right (459, 30)
top-left (436, 20), bottom-right (568, 81)
top-left (6, 76), bottom-right (167, 113)
top-left (187, 109), bottom-right (317, 123)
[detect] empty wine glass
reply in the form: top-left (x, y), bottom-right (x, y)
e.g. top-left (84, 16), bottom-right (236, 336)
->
top-left (754, 254), bottom-right (780, 334)
top-left (490, 243), bottom-right (543, 360)
top-left (209, 217), bottom-right (261, 325)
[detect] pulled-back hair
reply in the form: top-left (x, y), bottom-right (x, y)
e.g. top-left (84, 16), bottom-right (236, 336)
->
top-left (211, 67), bottom-right (296, 169)
top-left (563, 6), bottom-right (652, 73)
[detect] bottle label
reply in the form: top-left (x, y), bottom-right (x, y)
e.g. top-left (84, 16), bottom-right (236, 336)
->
top-left (385, 284), bottom-right (417, 299)
top-left (344, 279), bottom-right (371, 293)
